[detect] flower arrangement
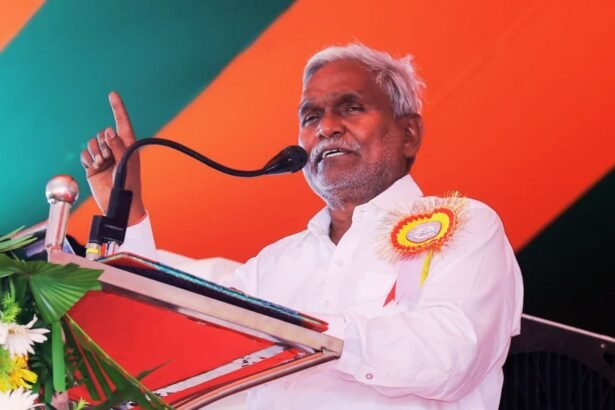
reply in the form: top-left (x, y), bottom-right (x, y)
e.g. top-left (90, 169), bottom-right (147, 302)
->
top-left (0, 229), bottom-right (171, 409)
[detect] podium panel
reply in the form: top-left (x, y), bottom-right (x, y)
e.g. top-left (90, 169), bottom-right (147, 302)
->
top-left (49, 250), bottom-right (343, 409)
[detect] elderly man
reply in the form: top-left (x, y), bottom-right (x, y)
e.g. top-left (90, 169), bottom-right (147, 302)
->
top-left (81, 44), bottom-right (523, 409)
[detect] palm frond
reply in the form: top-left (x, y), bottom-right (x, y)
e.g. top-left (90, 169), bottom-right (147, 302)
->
top-left (25, 261), bottom-right (102, 324)
top-left (1, 228), bottom-right (170, 408)
top-left (65, 315), bottom-right (173, 410)
top-left (0, 227), bottom-right (36, 253)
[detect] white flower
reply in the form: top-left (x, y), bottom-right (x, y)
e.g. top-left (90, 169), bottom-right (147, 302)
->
top-left (0, 321), bottom-right (8, 345)
top-left (1, 316), bottom-right (50, 358)
top-left (0, 388), bottom-right (39, 410)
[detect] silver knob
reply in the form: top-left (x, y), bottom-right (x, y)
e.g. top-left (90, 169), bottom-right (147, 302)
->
top-left (46, 175), bottom-right (79, 205)
top-left (45, 175), bottom-right (79, 254)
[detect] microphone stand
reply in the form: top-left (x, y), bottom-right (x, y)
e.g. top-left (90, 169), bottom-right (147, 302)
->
top-left (85, 138), bottom-right (307, 260)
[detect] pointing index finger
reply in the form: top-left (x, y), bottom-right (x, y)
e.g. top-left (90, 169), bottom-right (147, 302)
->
top-left (108, 91), bottom-right (136, 144)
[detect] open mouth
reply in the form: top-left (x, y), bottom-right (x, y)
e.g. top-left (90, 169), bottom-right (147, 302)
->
top-left (317, 148), bottom-right (354, 164)
top-left (321, 149), bottom-right (346, 159)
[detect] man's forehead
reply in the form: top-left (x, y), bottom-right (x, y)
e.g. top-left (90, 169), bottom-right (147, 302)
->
top-left (303, 60), bottom-right (371, 91)
top-left (299, 61), bottom-right (378, 110)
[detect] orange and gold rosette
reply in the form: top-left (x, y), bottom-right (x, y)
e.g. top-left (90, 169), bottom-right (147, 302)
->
top-left (390, 207), bottom-right (456, 257)
top-left (379, 193), bottom-right (467, 285)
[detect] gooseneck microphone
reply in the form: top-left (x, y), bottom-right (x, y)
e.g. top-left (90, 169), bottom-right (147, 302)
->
top-left (114, 139), bottom-right (307, 189)
top-left (86, 138), bottom-right (307, 259)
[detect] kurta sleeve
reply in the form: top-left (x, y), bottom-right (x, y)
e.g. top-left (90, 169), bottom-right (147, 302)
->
top-left (119, 211), bottom-right (159, 261)
top-left (216, 256), bottom-right (258, 295)
top-left (333, 204), bottom-right (523, 401)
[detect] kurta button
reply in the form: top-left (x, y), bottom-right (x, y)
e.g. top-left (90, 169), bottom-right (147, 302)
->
top-left (335, 259), bottom-right (343, 266)
top-left (365, 373), bottom-right (373, 380)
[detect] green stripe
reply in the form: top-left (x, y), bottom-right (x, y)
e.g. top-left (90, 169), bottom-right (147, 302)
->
top-left (0, 0), bottom-right (293, 233)
top-left (517, 168), bottom-right (615, 336)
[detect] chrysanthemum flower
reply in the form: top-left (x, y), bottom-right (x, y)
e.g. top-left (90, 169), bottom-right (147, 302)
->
top-left (1, 316), bottom-right (49, 358)
top-left (0, 353), bottom-right (37, 392)
top-left (9, 356), bottom-right (37, 390)
top-left (0, 387), bottom-right (39, 410)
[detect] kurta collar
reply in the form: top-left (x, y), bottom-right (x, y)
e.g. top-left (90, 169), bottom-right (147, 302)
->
top-left (307, 174), bottom-right (423, 236)
top-left (367, 174), bottom-right (423, 212)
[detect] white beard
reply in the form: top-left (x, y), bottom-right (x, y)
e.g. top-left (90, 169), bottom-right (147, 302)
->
top-left (304, 148), bottom-right (405, 210)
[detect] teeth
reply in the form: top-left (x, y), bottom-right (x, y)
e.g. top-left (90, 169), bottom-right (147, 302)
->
top-left (322, 149), bottom-right (344, 159)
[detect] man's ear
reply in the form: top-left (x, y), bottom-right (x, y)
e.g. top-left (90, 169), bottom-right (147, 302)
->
top-left (401, 113), bottom-right (423, 159)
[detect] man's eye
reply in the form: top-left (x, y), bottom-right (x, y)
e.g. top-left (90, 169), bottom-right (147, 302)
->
top-left (302, 115), bottom-right (319, 126)
top-left (345, 105), bottom-right (363, 112)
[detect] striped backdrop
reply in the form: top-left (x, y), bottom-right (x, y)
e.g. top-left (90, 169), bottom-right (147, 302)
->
top-left (1, 1), bottom-right (613, 335)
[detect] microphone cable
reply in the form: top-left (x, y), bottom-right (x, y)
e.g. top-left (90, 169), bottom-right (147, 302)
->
top-left (86, 137), bottom-right (307, 259)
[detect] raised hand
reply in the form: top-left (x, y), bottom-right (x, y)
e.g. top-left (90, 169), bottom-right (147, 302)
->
top-left (80, 91), bottom-right (145, 225)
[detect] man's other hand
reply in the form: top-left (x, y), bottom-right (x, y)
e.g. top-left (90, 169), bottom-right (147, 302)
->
top-left (80, 91), bottom-right (146, 225)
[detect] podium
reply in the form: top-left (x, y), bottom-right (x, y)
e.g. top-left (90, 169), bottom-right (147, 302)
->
top-left (37, 176), bottom-right (344, 409)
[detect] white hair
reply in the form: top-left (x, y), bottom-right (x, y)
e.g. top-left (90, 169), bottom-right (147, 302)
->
top-left (303, 43), bottom-right (425, 116)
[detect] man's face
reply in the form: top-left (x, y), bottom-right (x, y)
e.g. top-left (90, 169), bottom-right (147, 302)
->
top-left (298, 60), bottom-right (419, 208)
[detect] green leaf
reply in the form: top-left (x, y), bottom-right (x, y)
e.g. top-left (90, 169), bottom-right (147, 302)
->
top-left (0, 227), bottom-right (36, 253)
top-left (0, 226), bottom-right (26, 241)
top-left (0, 235), bottom-right (36, 253)
top-left (0, 253), bottom-right (16, 273)
top-left (0, 291), bottom-right (21, 322)
top-left (43, 375), bottom-right (54, 403)
top-left (98, 360), bottom-right (127, 390)
top-left (28, 332), bottom-right (53, 399)
top-left (12, 273), bottom-right (28, 305)
top-left (136, 361), bottom-right (170, 381)
top-left (0, 229), bottom-right (170, 408)
top-left (28, 262), bottom-right (102, 324)
top-left (31, 377), bottom-right (42, 397)
top-left (51, 321), bottom-right (67, 392)
top-left (83, 347), bottom-right (113, 398)
top-left (63, 321), bottom-right (101, 401)
top-left (0, 255), bottom-right (33, 281)
top-left (66, 315), bottom-right (173, 410)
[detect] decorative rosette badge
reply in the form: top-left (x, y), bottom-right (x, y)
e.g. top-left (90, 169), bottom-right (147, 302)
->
top-left (380, 193), bottom-right (467, 285)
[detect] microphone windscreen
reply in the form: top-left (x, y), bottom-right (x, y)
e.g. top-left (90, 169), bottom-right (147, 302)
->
top-left (285, 146), bottom-right (308, 172)
top-left (263, 146), bottom-right (308, 175)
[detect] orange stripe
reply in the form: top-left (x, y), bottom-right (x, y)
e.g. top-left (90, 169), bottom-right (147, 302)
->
top-left (0, 0), bottom-right (43, 50)
top-left (70, 0), bottom-right (615, 260)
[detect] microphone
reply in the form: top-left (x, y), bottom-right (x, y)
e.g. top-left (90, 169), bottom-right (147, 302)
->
top-left (262, 145), bottom-right (308, 175)
top-left (86, 138), bottom-right (307, 259)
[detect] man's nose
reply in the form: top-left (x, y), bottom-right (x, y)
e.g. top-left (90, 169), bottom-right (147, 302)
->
top-left (317, 112), bottom-right (344, 139)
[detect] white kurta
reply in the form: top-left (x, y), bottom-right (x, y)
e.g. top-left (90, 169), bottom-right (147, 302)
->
top-left (124, 175), bottom-right (523, 410)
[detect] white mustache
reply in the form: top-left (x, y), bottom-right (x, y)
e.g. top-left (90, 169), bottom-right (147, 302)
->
top-left (310, 139), bottom-right (361, 163)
